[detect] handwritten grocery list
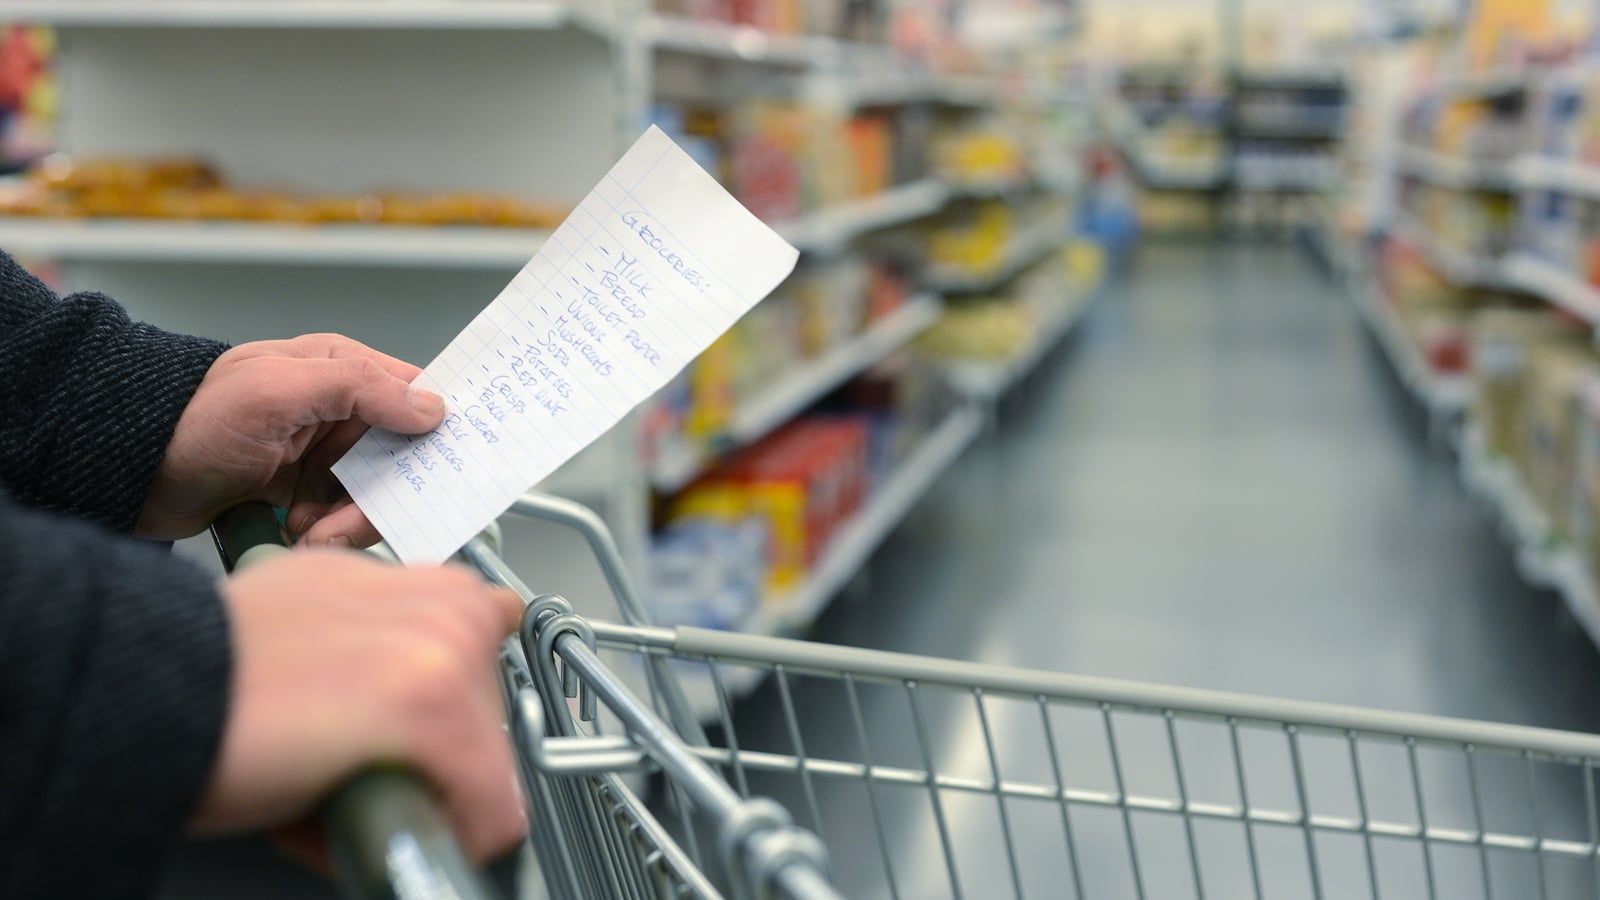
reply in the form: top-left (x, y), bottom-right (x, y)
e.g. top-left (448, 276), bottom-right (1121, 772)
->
top-left (332, 126), bottom-right (800, 563)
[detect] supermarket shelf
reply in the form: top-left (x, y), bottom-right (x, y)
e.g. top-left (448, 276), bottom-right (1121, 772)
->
top-left (1396, 146), bottom-right (1519, 192)
top-left (775, 179), bottom-right (949, 253)
top-left (925, 225), bottom-right (1066, 294)
top-left (843, 74), bottom-right (999, 109)
top-left (0, 0), bottom-right (607, 32)
top-left (1307, 208), bottom-right (1358, 279)
top-left (1501, 253), bottom-right (1600, 328)
top-left (1130, 166), bottom-right (1231, 190)
top-left (1101, 105), bottom-right (1230, 192)
top-left (0, 218), bottom-right (550, 268)
top-left (1121, 147), bottom-right (1230, 190)
top-left (1436, 67), bottom-right (1533, 100)
top-left (1348, 274), bottom-right (1472, 416)
top-left (647, 16), bottom-right (888, 68)
top-left (1231, 171), bottom-right (1340, 192)
top-left (944, 175), bottom-right (1032, 198)
top-left (1036, 169), bottom-right (1085, 200)
top-left (1113, 136), bottom-right (1228, 190)
top-left (1514, 156), bottom-right (1600, 200)
top-left (1390, 213), bottom-right (1513, 290)
top-left (649, 294), bottom-right (944, 492)
top-left (1234, 117), bottom-right (1344, 140)
top-left (1234, 68), bottom-right (1347, 90)
top-left (726, 297), bottom-right (941, 440)
top-left (746, 404), bottom-right (983, 636)
top-left (943, 287), bottom-right (1097, 401)
top-left (0, 182), bottom-right (948, 270)
top-left (932, 77), bottom-right (1004, 108)
top-left (649, 16), bottom-right (814, 66)
top-left (1458, 427), bottom-right (1600, 650)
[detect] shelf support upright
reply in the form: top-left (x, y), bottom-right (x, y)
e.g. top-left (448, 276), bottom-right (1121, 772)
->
top-left (608, 0), bottom-right (657, 585)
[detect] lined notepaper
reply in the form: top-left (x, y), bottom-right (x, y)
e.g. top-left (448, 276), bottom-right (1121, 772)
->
top-left (332, 126), bottom-right (800, 563)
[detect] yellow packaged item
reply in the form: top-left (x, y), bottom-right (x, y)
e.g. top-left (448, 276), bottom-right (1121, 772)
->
top-left (686, 334), bottom-right (735, 440)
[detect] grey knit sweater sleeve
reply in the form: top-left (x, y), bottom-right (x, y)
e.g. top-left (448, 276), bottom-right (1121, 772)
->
top-left (0, 251), bottom-right (233, 898)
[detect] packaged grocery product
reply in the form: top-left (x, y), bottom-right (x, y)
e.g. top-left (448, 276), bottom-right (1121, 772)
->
top-left (730, 0), bottom-right (808, 33)
top-left (729, 102), bottom-right (805, 224)
top-left (649, 517), bottom-right (767, 630)
top-left (1571, 381), bottom-right (1600, 598)
top-left (937, 128), bottom-right (1025, 185)
top-left (232, 191), bottom-right (319, 224)
top-left (307, 195), bottom-right (380, 225)
top-left (11, 154), bottom-right (566, 228)
top-left (73, 185), bottom-right (141, 218)
top-left (640, 371), bottom-right (693, 476)
top-left (0, 178), bottom-right (64, 217)
top-left (1409, 308), bottom-right (1473, 375)
top-left (1518, 342), bottom-right (1600, 528)
top-left (846, 113), bottom-right (893, 199)
top-left (864, 257), bottom-right (911, 322)
top-left (650, 103), bottom-right (724, 181)
top-left (889, 106), bottom-right (933, 184)
top-left (794, 258), bottom-right (870, 356)
top-left (801, 109), bottom-right (859, 211)
top-left (917, 301), bottom-right (1035, 361)
top-left (29, 154), bottom-right (219, 194)
top-left (666, 414), bottom-right (873, 596)
top-left (687, 333), bottom-right (737, 441)
top-left (1463, 0), bottom-right (1550, 72)
top-left (930, 200), bottom-right (1013, 274)
top-left (1470, 308), bottom-right (1582, 460)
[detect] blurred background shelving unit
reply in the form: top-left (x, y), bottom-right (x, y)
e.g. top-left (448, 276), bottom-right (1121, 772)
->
top-left (1325, 2), bottom-right (1600, 657)
top-left (639, 1), bottom-right (1098, 646)
top-left (0, 0), bottom-right (1101, 686)
top-left (1099, 61), bottom-right (1349, 235)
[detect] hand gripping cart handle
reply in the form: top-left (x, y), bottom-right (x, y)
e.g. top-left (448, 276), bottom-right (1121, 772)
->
top-left (210, 496), bottom-right (838, 900)
top-left (211, 503), bottom-right (495, 900)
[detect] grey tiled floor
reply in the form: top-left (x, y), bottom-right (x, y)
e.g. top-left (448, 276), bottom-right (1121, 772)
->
top-left (720, 238), bottom-right (1600, 899)
top-left (812, 239), bottom-right (1600, 723)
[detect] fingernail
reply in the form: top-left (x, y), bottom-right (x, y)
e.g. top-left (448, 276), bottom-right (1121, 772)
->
top-left (407, 386), bottom-right (445, 414)
top-left (293, 511), bottom-right (318, 534)
top-left (329, 535), bottom-right (354, 549)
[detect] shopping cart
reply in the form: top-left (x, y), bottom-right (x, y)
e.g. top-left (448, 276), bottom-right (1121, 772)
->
top-left (214, 494), bottom-right (1600, 900)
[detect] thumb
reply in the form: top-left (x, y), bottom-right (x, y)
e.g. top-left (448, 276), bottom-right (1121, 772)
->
top-left (303, 357), bottom-right (447, 436)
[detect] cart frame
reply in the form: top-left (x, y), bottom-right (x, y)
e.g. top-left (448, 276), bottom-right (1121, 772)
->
top-left (214, 494), bottom-right (1600, 900)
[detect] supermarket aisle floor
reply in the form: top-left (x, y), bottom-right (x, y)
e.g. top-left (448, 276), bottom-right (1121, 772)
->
top-left (728, 238), bottom-right (1600, 899)
top-left (817, 238), bottom-right (1600, 725)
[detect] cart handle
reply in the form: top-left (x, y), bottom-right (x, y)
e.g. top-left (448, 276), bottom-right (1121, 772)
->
top-left (210, 503), bottom-right (499, 900)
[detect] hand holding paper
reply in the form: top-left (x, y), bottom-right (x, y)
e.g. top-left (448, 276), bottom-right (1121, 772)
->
top-left (332, 126), bottom-right (800, 563)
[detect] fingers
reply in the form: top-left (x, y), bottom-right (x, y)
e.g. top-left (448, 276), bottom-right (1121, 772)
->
top-left (300, 497), bottom-right (381, 549)
top-left (278, 333), bottom-right (426, 385)
top-left (428, 576), bottom-right (526, 860)
top-left (231, 335), bottom-right (436, 435)
top-left (442, 699), bottom-right (526, 862)
top-left (375, 569), bottom-right (524, 861)
top-left (238, 559), bottom-right (526, 868)
top-left (287, 418), bottom-right (374, 541)
top-left (284, 356), bottom-right (445, 436)
top-left (229, 335), bottom-right (444, 545)
top-left (405, 566), bottom-right (522, 645)
top-left (302, 418), bottom-right (379, 482)
top-left (486, 587), bottom-right (525, 638)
